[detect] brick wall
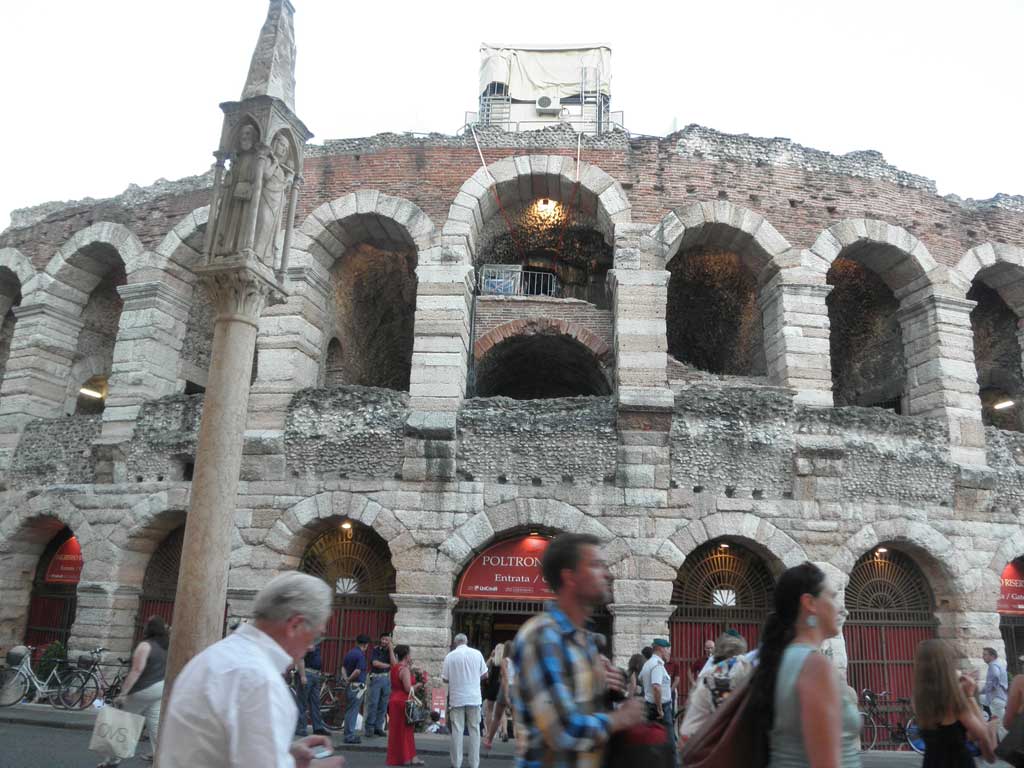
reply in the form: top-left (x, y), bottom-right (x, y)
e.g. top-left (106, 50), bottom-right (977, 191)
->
top-left (473, 296), bottom-right (613, 349)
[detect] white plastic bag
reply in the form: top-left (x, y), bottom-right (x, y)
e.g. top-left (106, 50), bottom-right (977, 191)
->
top-left (89, 704), bottom-right (146, 760)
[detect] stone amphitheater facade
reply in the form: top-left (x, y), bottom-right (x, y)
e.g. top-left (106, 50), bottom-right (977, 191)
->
top-left (2, 115), bottom-right (1024, 684)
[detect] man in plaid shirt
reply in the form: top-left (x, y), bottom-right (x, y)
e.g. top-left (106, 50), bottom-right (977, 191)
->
top-left (512, 533), bottom-right (643, 768)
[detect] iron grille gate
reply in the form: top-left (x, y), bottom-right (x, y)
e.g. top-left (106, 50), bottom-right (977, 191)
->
top-left (1001, 615), bottom-right (1024, 678)
top-left (845, 548), bottom-right (937, 749)
top-left (668, 541), bottom-right (774, 701)
top-left (300, 526), bottom-right (397, 676)
top-left (25, 527), bottom-right (78, 657)
top-left (135, 527), bottom-right (182, 644)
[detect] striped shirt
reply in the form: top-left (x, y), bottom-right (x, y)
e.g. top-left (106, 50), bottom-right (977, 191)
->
top-left (512, 603), bottom-right (611, 768)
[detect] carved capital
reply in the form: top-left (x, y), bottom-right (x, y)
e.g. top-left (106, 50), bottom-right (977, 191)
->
top-left (195, 256), bottom-right (286, 326)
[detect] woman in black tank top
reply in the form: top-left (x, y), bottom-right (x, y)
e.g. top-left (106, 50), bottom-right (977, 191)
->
top-left (96, 616), bottom-right (170, 767)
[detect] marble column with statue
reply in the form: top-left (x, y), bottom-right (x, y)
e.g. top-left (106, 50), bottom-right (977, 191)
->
top-left (161, 0), bottom-right (311, 704)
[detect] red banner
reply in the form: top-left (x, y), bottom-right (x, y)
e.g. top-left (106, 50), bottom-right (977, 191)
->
top-left (456, 535), bottom-right (553, 601)
top-left (44, 536), bottom-right (83, 584)
top-left (999, 561), bottom-right (1024, 615)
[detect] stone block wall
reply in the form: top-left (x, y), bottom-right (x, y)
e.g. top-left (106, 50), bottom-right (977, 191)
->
top-left (126, 394), bottom-right (203, 482)
top-left (474, 296), bottom-right (613, 350)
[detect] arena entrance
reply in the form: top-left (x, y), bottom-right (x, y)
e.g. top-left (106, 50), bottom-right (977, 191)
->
top-left (998, 557), bottom-right (1024, 676)
top-left (845, 545), bottom-right (937, 745)
top-left (299, 522), bottom-right (396, 676)
top-left (26, 527), bottom-right (82, 655)
top-left (668, 540), bottom-right (774, 692)
top-left (452, 532), bottom-right (612, 655)
top-left (134, 527), bottom-right (182, 643)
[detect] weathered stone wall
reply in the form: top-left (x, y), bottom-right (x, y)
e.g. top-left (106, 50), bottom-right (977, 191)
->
top-left (126, 394), bottom-right (203, 482)
top-left (474, 296), bottom-right (613, 349)
top-left (8, 415), bottom-right (101, 488)
top-left (457, 396), bottom-right (617, 484)
top-left (285, 386), bottom-right (408, 479)
top-left (180, 283), bottom-right (215, 387)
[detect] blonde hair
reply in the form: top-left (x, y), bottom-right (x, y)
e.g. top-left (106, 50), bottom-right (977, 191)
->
top-left (490, 643), bottom-right (505, 666)
top-left (912, 639), bottom-right (969, 729)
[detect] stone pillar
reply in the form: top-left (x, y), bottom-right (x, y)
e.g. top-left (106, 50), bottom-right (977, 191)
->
top-left (392, 593), bottom-right (457, 680)
top-left (759, 273), bottom-right (834, 406)
top-left (68, 583), bottom-right (140, 657)
top-left (163, 257), bottom-right (281, 691)
top-left (609, 269), bottom-right (669, 390)
top-left (898, 293), bottom-right (986, 465)
top-left (403, 261), bottom-right (473, 481)
top-left (616, 387), bottom-right (673, 508)
top-left (609, 603), bottom-right (674, 669)
top-left (0, 303), bottom-right (83, 470)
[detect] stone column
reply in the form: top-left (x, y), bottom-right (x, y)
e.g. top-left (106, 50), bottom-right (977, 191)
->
top-left (163, 257), bottom-right (281, 692)
top-left (68, 583), bottom-right (140, 657)
top-left (403, 260), bottom-right (473, 482)
top-left (608, 603), bottom-right (674, 669)
top-left (391, 593), bottom-right (457, 680)
top-left (759, 273), bottom-right (834, 406)
top-left (897, 293), bottom-right (986, 465)
top-left (608, 269), bottom-right (669, 390)
top-left (0, 303), bottom-right (83, 470)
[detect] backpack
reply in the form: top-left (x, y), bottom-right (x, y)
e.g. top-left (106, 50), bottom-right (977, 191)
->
top-left (703, 657), bottom-right (741, 710)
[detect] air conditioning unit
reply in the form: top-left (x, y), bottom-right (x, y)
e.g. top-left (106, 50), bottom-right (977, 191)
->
top-left (535, 94), bottom-right (562, 115)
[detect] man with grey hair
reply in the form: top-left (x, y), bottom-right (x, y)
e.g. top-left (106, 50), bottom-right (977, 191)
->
top-left (158, 571), bottom-right (343, 768)
top-left (442, 633), bottom-right (488, 768)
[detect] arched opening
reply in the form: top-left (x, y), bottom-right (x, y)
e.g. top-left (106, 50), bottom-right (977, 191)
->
top-left (845, 546), bottom-right (937, 721)
top-left (25, 526), bottom-right (81, 654)
top-left (969, 280), bottom-right (1024, 431)
top-left (299, 522), bottom-right (396, 676)
top-left (324, 337), bottom-right (344, 388)
top-left (827, 255), bottom-right (908, 411)
top-left (134, 527), bottom-right (182, 643)
top-left (452, 528), bottom-right (610, 653)
top-left (0, 266), bottom-right (24, 387)
top-left (325, 233), bottom-right (417, 391)
top-left (64, 245), bottom-right (126, 415)
top-left (668, 539), bottom-right (774, 696)
top-left (666, 247), bottom-right (765, 377)
top-left (476, 199), bottom-right (613, 308)
top-left (998, 557), bottom-right (1024, 676)
top-left (474, 332), bottom-right (611, 399)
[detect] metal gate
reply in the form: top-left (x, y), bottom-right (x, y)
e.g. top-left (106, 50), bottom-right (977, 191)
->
top-left (134, 527), bottom-right (183, 644)
top-left (668, 541), bottom-right (774, 696)
top-left (1001, 616), bottom-right (1024, 677)
top-left (300, 525), bottom-right (397, 676)
top-left (25, 528), bottom-right (78, 655)
top-left (845, 548), bottom-right (937, 747)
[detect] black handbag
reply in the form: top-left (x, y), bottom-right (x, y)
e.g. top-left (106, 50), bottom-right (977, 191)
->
top-left (405, 693), bottom-right (429, 726)
top-left (996, 714), bottom-right (1024, 768)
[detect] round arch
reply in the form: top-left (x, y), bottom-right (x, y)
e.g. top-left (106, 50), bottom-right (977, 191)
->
top-left (0, 247), bottom-right (39, 296)
top-left (665, 513), bottom-right (809, 575)
top-left (442, 155), bottom-right (630, 266)
top-left (40, 222), bottom-right (146, 308)
top-left (956, 242), bottom-right (1024, 316)
top-left (649, 201), bottom-right (796, 277)
top-left (152, 206), bottom-right (210, 278)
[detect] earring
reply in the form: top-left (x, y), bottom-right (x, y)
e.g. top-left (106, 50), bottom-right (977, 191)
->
top-left (807, 615), bottom-right (818, 629)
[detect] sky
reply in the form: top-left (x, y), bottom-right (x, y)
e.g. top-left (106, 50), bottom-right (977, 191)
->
top-left (3, 0), bottom-right (1022, 231)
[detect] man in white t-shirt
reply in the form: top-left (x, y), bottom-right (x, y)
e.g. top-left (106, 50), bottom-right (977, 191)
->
top-left (639, 638), bottom-right (675, 757)
top-left (442, 633), bottom-right (489, 768)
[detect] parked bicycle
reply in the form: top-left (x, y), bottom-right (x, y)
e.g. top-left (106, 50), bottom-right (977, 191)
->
top-left (0, 645), bottom-right (77, 708)
top-left (859, 688), bottom-right (924, 753)
top-left (60, 646), bottom-right (130, 710)
top-left (286, 668), bottom-right (344, 732)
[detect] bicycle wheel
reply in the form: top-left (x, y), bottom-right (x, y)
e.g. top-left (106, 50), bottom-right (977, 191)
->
top-left (904, 716), bottom-right (925, 754)
top-left (62, 671), bottom-right (99, 710)
top-left (0, 668), bottom-right (28, 707)
top-left (46, 667), bottom-right (75, 708)
top-left (319, 683), bottom-right (344, 732)
top-left (859, 712), bottom-right (878, 751)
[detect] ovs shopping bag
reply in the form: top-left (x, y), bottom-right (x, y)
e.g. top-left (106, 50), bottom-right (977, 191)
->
top-left (89, 705), bottom-right (146, 760)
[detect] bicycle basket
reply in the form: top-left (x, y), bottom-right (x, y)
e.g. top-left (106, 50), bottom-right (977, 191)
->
top-left (5, 645), bottom-right (28, 667)
top-left (78, 654), bottom-right (93, 670)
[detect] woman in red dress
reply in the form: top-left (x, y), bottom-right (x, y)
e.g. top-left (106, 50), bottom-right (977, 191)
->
top-left (386, 644), bottom-right (424, 766)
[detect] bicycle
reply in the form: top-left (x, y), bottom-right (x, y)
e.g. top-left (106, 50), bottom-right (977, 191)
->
top-left (859, 688), bottom-right (924, 753)
top-left (287, 669), bottom-right (344, 732)
top-left (61, 647), bottom-right (130, 710)
top-left (0, 645), bottom-right (77, 708)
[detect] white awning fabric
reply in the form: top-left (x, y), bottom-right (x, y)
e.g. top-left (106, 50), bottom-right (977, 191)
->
top-left (479, 44), bottom-right (611, 100)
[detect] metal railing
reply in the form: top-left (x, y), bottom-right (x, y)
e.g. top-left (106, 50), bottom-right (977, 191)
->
top-left (461, 112), bottom-right (626, 136)
top-left (479, 265), bottom-right (560, 297)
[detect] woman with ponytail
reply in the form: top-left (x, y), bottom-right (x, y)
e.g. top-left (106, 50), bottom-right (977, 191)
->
top-left (748, 562), bottom-right (860, 768)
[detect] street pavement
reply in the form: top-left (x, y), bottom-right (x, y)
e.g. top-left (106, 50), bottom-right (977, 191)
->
top-left (0, 704), bottom-right (1010, 768)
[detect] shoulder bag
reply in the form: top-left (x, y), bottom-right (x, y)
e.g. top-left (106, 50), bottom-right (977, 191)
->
top-left (678, 680), bottom-right (769, 768)
top-left (996, 713), bottom-right (1024, 768)
top-left (405, 691), bottom-right (429, 726)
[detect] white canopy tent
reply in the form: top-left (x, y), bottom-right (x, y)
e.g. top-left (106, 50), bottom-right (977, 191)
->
top-left (479, 44), bottom-right (611, 101)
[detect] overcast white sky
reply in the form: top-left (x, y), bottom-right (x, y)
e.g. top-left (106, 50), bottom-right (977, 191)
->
top-left (3, 0), bottom-right (1022, 231)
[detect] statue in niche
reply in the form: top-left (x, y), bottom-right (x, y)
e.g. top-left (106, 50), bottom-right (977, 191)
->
top-left (213, 124), bottom-right (261, 257)
top-left (212, 125), bottom-right (295, 261)
top-left (252, 133), bottom-right (294, 264)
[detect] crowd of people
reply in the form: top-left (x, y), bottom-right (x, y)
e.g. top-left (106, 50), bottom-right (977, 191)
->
top-left (86, 534), bottom-right (1024, 768)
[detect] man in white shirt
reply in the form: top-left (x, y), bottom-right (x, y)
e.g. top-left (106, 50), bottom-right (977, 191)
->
top-left (158, 572), bottom-right (344, 768)
top-left (441, 633), bottom-right (488, 768)
top-left (639, 638), bottom-right (675, 758)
